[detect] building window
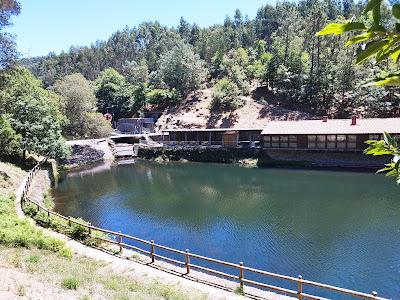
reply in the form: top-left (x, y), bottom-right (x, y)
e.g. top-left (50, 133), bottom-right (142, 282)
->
top-left (369, 134), bottom-right (381, 140)
top-left (316, 135), bottom-right (326, 149)
top-left (289, 136), bottom-right (297, 148)
top-left (264, 135), bottom-right (297, 148)
top-left (347, 135), bottom-right (357, 149)
top-left (337, 135), bottom-right (346, 149)
top-left (307, 134), bottom-right (359, 150)
top-left (308, 135), bottom-right (316, 149)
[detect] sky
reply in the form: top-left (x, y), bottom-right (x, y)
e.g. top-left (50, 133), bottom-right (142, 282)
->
top-left (7, 0), bottom-right (270, 58)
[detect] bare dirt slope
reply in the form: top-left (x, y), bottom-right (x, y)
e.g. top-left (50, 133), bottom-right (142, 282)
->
top-left (155, 88), bottom-right (311, 130)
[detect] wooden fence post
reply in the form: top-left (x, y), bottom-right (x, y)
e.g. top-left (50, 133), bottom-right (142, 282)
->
top-left (68, 216), bottom-right (71, 227)
top-left (185, 249), bottom-right (190, 274)
top-left (239, 262), bottom-right (244, 289)
top-left (150, 240), bottom-right (155, 263)
top-left (118, 231), bottom-right (122, 253)
top-left (297, 275), bottom-right (303, 300)
top-left (88, 223), bottom-right (92, 235)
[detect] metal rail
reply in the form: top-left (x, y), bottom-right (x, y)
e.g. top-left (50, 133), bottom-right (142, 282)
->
top-left (21, 159), bottom-right (388, 300)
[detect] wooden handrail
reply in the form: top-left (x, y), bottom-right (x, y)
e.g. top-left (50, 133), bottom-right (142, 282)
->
top-left (21, 159), bottom-right (389, 300)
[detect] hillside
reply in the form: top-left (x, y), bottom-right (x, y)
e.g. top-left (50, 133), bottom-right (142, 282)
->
top-left (155, 87), bottom-right (311, 130)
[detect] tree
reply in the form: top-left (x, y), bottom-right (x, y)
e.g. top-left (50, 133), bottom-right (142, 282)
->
top-left (122, 59), bottom-right (149, 84)
top-left (0, 0), bottom-right (20, 69)
top-left (0, 67), bottom-right (69, 158)
top-left (83, 112), bottom-right (113, 139)
top-left (178, 17), bottom-right (191, 42)
top-left (95, 68), bottom-right (135, 120)
top-left (52, 73), bottom-right (112, 138)
top-left (210, 79), bottom-right (243, 111)
top-left (157, 42), bottom-right (207, 96)
top-left (0, 114), bottom-right (21, 156)
top-left (234, 9), bottom-right (243, 28)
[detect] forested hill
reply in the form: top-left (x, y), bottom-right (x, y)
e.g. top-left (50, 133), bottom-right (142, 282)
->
top-left (21, 0), bottom-right (400, 120)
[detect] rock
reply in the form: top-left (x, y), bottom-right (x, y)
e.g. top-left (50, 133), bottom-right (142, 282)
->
top-left (60, 144), bottom-right (105, 167)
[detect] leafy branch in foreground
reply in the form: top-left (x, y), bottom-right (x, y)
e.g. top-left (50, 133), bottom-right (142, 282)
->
top-left (364, 132), bottom-right (400, 183)
top-left (317, 0), bottom-right (400, 86)
top-left (318, 0), bottom-right (400, 182)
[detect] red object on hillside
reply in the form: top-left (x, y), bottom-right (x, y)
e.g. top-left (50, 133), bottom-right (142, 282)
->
top-left (104, 113), bottom-right (112, 123)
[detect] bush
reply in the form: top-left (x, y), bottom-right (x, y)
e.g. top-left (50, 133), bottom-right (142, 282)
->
top-left (145, 88), bottom-right (180, 106)
top-left (83, 112), bottom-right (113, 139)
top-left (210, 79), bottom-right (244, 111)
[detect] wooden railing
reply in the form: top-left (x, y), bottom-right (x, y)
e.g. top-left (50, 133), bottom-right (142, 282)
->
top-left (21, 159), bottom-right (388, 300)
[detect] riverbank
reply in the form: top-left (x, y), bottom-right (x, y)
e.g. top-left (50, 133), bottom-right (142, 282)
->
top-left (0, 160), bottom-right (252, 300)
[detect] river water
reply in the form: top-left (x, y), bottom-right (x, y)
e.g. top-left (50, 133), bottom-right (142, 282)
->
top-left (52, 160), bottom-right (400, 298)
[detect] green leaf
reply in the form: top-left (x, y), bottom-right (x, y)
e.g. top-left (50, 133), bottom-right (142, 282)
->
top-left (374, 75), bottom-right (400, 86)
top-left (355, 40), bottom-right (390, 64)
top-left (375, 39), bottom-right (398, 62)
top-left (372, 5), bottom-right (381, 25)
top-left (345, 33), bottom-right (375, 46)
top-left (364, 0), bottom-right (383, 13)
top-left (393, 4), bottom-right (400, 19)
top-left (316, 22), bottom-right (366, 36)
top-left (390, 47), bottom-right (400, 63)
top-left (368, 24), bottom-right (386, 32)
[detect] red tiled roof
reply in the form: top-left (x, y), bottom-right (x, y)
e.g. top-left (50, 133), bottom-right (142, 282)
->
top-left (261, 118), bottom-right (400, 135)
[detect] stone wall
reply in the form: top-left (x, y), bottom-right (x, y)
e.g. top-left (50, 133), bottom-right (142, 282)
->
top-left (259, 149), bottom-right (389, 169)
top-left (138, 147), bottom-right (260, 163)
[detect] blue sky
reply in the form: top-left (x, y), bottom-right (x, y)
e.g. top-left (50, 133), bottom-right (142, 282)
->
top-left (7, 0), bottom-right (271, 58)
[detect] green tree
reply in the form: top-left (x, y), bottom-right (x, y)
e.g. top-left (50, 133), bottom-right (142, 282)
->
top-left (0, 0), bottom-right (20, 69)
top-left (210, 79), bottom-right (243, 111)
top-left (157, 42), bottom-right (206, 97)
top-left (0, 67), bottom-right (69, 158)
top-left (52, 73), bottom-right (111, 138)
top-left (0, 114), bottom-right (21, 156)
top-left (122, 59), bottom-right (149, 85)
top-left (95, 68), bottom-right (135, 120)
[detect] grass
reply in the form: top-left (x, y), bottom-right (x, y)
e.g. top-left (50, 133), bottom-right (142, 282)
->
top-left (0, 247), bottom-right (208, 299)
top-left (43, 192), bottom-right (55, 210)
top-left (23, 202), bottom-right (107, 248)
top-left (0, 195), bottom-right (71, 258)
top-left (235, 286), bottom-right (245, 296)
top-left (62, 276), bottom-right (80, 290)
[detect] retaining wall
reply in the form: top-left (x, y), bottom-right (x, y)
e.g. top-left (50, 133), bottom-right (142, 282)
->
top-left (259, 149), bottom-right (389, 169)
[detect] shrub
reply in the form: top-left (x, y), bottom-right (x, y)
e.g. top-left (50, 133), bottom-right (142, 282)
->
top-left (83, 112), bottom-right (113, 139)
top-left (210, 79), bottom-right (244, 111)
top-left (146, 88), bottom-right (180, 106)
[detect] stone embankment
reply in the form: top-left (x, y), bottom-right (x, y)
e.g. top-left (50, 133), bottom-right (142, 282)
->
top-left (138, 146), bottom-right (261, 164)
top-left (60, 139), bottom-right (114, 168)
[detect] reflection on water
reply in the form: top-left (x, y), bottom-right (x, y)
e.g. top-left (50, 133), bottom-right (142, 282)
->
top-left (52, 161), bottom-right (400, 298)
